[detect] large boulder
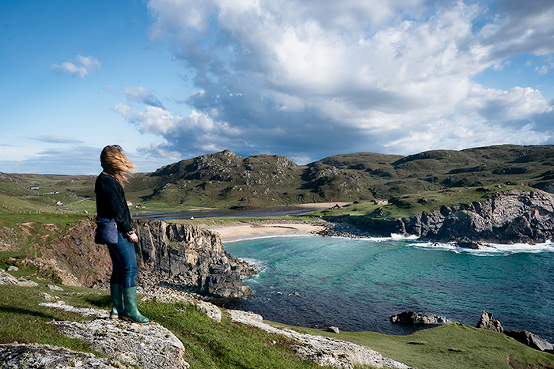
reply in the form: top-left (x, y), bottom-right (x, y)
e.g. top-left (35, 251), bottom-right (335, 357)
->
top-left (390, 311), bottom-right (449, 325)
top-left (504, 330), bottom-right (553, 352)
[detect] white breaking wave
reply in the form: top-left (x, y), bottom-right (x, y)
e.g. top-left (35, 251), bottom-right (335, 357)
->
top-left (408, 239), bottom-right (554, 255)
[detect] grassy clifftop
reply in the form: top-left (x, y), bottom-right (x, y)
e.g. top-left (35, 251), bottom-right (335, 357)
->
top-left (1, 282), bottom-right (554, 369)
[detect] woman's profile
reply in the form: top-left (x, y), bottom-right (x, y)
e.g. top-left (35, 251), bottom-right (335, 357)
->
top-left (95, 145), bottom-right (149, 323)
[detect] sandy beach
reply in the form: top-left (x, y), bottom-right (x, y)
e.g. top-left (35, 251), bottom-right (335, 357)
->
top-left (204, 202), bottom-right (347, 242)
top-left (206, 222), bottom-right (327, 242)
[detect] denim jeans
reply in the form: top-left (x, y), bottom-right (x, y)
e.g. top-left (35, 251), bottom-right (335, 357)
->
top-left (107, 232), bottom-right (138, 288)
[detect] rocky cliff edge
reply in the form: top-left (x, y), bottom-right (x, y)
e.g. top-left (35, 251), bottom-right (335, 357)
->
top-left (321, 190), bottom-right (554, 247)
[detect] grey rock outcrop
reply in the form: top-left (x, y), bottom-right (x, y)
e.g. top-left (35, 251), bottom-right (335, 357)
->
top-left (51, 319), bottom-right (189, 369)
top-left (476, 311), bottom-right (504, 332)
top-left (0, 268), bottom-right (38, 287)
top-left (133, 219), bottom-right (257, 298)
top-left (476, 312), bottom-right (553, 352)
top-left (401, 191), bottom-right (554, 245)
top-left (504, 330), bottom-right (553, 352)
top-left (227, 310), bottom-right (414, 369)
top-left (321, 190), bottom-right (554, 247)
top-left (390, 311), bottom-right (449, 325)
top-left (0, 344), bottom-right (132, 369)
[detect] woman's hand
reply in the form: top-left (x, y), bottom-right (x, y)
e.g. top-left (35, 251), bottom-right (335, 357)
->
top-left (129, 233), bottom-right (138, 243)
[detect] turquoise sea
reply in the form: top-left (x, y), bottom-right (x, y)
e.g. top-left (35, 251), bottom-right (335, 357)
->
top-left (224, 235), bottom-right (554, 342)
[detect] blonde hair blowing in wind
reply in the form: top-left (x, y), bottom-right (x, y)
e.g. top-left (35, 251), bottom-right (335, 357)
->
top-left (100, 145), bottom-right (136, 185)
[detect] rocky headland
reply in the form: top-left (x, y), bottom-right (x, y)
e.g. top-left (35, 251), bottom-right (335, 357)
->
top-left (0, 218), bottom-right (256, 299)
top-left (319, 190), bottom-right (554, 248)
top-left (132, 219), bottom-right (257, 298)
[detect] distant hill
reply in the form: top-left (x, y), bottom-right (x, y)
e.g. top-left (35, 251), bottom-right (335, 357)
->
top-left (127, 144), bottom-right (554, 208)
top-left (2, 144), bottom-right (554, 211)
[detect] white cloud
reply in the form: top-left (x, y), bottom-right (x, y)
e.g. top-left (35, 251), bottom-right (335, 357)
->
top-left (51, 55), bottom-right (101, 79)
top-left (0, 146), bottom-right (102, 175)
top-left (136, 142), bottom-right (182, 161)
top-left (462, 85), bottom-right (553, 122)
top-left (139, 0), bottom-right (554, 159)
top-left (386, 117), bottom-right (548, 155)
top-left (113, 101), bottom-right (243, 156)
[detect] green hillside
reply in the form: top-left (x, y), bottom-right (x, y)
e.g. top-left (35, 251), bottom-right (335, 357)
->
top-left (134, 144), bottom-right (554, 210)
top-left (2, 144), bottom-right (554, 213)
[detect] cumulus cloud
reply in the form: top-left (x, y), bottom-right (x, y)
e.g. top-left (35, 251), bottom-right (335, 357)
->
top-left (51, 55), bottom-right (101, 78)
top-left (132, 0), bottom-right (554, 160)
top-left (113, 102), bottom-right (242, 158)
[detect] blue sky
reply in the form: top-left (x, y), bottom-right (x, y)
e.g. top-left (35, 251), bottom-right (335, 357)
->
top-left (1, 0), bottom-right (553, 175)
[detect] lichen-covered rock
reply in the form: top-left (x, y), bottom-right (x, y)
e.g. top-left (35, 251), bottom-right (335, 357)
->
top-left (0, 268), bottom-right (38, 287)
top-left (227, 310), bottom-right (414, 369)
top-left (39, 300), bottom-right (109, 318)
top-left (0, 343), bottom-right (131, 368)
top-left (50, 319), bottom-right (189, 369)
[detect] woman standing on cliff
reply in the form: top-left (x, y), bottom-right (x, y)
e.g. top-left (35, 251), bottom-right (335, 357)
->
top-left (95, 145), bottom-right (149, 324)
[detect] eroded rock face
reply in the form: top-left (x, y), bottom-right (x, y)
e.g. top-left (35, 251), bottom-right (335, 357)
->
top-left (321, 191), bottom-right (554, 247)
top-left (402, 191), bottom-right (554, 245)
top-left (133, 219), bottom-right (256, 298)
top-left (1, 219), bottom-right (255, 299)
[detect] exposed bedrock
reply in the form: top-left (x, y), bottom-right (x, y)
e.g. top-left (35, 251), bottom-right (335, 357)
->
top-left (322, 191), bottom-right (554, 247)
top-left (133, 219), bottom-right (257, 298)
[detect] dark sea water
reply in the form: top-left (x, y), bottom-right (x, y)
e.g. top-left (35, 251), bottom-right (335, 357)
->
top-left (224, 235), bottom-right (554, 342)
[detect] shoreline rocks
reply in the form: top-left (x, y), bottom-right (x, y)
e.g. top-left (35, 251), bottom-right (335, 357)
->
top-left (476, 311), bottom-right (504, 332)
top-left (504, 330), bottom-right (554, 352)
top-left (476, 311), bottom-right (553, 353)
top-left (318, 190), bottom-right (554, 248)
top-left (390, 311), bottom-right (449, 325)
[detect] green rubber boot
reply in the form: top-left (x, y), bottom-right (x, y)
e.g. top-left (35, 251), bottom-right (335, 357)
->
top-left (121, 286), bottom-right (149, 324)
top-left (110, 284), bottom-right (124, 319)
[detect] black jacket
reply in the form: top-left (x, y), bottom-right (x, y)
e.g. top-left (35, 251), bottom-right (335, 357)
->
top-left (95, 173), bottom-right (133, 234)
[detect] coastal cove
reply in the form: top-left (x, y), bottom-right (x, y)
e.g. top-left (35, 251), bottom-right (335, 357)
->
top-left (221, 234), bottom-right (554, 344)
